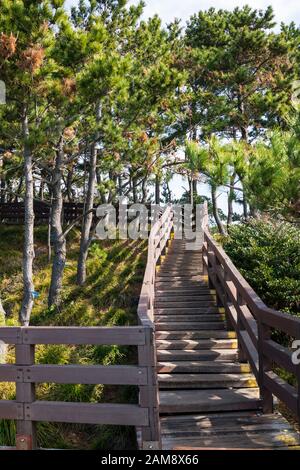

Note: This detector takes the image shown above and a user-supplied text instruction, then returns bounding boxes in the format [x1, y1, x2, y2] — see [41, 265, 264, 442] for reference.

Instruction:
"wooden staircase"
[154, 239, 300, 450]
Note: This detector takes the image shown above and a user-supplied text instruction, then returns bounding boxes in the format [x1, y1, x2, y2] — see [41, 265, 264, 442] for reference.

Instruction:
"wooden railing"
[0, 325, 160, 450]
[136, 205, 174, 448]
[202, 212, 300, 423]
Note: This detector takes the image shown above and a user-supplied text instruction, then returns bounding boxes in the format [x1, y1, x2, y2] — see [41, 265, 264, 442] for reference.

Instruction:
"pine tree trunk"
[242, 183, 249, 220]
[77, 104, 100, 286]
[48, 137, 66, 307]
[141, 177, 147, 203]
[227, 172, 236, 229]
[66, 167, 74, 202]
[211, 185, 225, 236]
[20, 110, 35, 326]
[132, 176, 137, 203]
[155, 175, 160, 205]
[0, 155, 5, 203]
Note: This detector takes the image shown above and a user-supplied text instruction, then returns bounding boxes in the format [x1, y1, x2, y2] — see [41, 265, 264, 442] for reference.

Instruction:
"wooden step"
[155, 307, 221, 315]
[155, 301, 216, 308]
[159, 388, 261, 414]
[159, 268, 203, 273]
[155, 282, 208, 288]
[160, 412, 300, 449]
[161, 263, 203, 268]
[156, 271, 204, 281]
[156, 281, 208, 286]
[156, 289, 212, 296]
[155, 314, 225, 323]
[155, 295, 215, 302]
[155, 322, 227, 331]
[156, 339, 237, 350]
[157, 361, 251, 374]
[156, 331, 237, 340]
[157, 349, 238, 362]
[158, 373, 257, 389]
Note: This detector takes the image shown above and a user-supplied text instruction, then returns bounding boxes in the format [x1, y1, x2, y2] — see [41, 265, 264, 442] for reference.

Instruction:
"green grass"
[0, 225, 147, 449]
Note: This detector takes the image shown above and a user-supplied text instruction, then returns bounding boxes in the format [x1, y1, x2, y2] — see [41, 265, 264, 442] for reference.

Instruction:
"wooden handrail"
[137, 205, 174, 328]
[136, 205, 173, 449]
[202, 206, 300, 424]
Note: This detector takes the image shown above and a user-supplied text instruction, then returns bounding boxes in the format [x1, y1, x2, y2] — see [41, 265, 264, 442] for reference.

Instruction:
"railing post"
[138, 327, 161, 450]
[15, 329, 37, 450]
[236, 292, 247, 362]
[257, 319, 273, 414]
[297, 363, 300, 425]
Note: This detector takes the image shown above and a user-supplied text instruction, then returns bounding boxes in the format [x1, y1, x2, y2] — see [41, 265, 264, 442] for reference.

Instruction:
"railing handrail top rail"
[204, 227, 300, 328]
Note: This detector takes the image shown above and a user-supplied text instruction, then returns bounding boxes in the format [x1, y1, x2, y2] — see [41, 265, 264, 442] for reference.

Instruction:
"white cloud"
[128, 0, 300, 27]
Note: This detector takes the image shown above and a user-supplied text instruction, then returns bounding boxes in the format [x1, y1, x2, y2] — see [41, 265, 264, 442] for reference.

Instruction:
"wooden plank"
[0, 364, 22, 382]
[22, 326, 146, 346]
[155, 314, 225, 323]
[155, 295, 214, 302]
[239, 331, 259, 380]
[157, 361, 251, 374]
[0, 327, 21, 344]
[156, 331, 237, 340]
[162, 429, 300, 450]
[263, 339, 297, 374]
[0, 400, 23, 420]
[264, 371, 298, 416]
[259, 307, 300, 338]
[27, 401, 149, 426]
[157, 349, 237, 362]
[160, 411, 278, 428]
[155, 307, 220, 314]
[155, 322, 226, 331]
[156, 339, 237, 350]
[159, 388, 261, 414]
[24, 365, 148, 385]
[158, 373, 257, 389]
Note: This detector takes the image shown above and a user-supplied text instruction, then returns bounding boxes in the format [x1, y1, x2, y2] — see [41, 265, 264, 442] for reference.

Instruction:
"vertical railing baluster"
[257, 319, 273, 414]
[138, 327, 161, 450]
[15, 329, 36, 450]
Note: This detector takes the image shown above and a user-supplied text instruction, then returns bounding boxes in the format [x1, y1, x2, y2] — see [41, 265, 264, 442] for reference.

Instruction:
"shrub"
[223, 220, 300, 316]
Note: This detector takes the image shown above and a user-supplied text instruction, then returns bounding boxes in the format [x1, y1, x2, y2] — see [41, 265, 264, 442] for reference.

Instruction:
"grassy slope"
[0, 225, 147, 449]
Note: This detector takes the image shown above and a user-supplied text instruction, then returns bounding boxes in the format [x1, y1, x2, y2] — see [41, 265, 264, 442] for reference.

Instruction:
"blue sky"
[65, 1, 299, 211]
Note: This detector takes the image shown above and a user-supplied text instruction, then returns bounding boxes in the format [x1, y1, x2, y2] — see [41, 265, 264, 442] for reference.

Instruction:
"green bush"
[223, 220, 300, 316]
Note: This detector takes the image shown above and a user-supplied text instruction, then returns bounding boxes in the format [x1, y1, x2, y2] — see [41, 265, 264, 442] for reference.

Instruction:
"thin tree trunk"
[0, 155, 5, 203]
[77, 103, 101, 286]
[118, 174, 122, 197]
[66, 166, 75, 202]
[20, 109, 35, 326]
[192, 179, 197, 200]
[155, 175, 160, 205]
[48, 137, 66, 307]
[132, 175, 137, 203]
[242, 183, 248, 220]
[189, 176, 193, 206]
[141, 176, 148, 203]
[211, 185, 225, 236]
[39, 179, 45, 201]
[227, 172, 236, 229]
